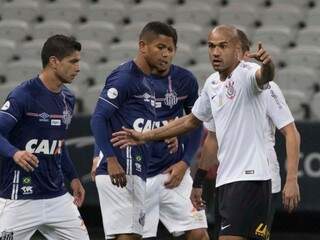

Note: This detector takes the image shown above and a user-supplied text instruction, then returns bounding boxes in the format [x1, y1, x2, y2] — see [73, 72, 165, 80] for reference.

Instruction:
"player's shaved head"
[209, 25, 239, 45]
[139, 21, 177, 48]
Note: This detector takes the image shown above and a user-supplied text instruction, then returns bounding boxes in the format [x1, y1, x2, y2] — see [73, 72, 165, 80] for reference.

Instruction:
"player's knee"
[187, 228, 209, 240]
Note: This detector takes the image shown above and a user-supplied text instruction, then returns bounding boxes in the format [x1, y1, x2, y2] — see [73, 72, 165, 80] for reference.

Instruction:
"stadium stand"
[0, 0, 319, 119]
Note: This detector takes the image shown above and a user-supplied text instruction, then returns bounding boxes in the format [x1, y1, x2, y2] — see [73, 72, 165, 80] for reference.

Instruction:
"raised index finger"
[257, 41, 262, 51]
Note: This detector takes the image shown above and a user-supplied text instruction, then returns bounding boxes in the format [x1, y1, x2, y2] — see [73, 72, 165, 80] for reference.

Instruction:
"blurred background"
[0, 0, 319, 239]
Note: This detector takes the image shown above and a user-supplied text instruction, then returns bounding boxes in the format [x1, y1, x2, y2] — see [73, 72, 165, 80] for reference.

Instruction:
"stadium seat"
[80, 40, 106, 64]
[0, 20, 29, 41]
[82, 85, 104, 114]
[108, 41, 137, 62]
[0, 39, 16, 62]
[43, 1, 82, 23]
[2, 0, 39, 22]
[33, 21, 73, 40]
[7, 60, 42, 83]
[87, 1, 126, 24]
[276, 67, 318, 97]
[120, 22, 147, 42]
[95, 60, 124, 85]
[297, 26, 320, 46]
[261, 4, 303, 28]
[75, 61, 93, 90]
[77, 21, 117, 44]
[130, 2, 170, 23]
[310, 92, 320, 119]
[284, 45, 320, 69]
[218, 3, 257, 27]
[252, 26, 293, 48]
[174, 2, 217, 26]
[174, 23, 204, 46]
[193, 46, 210, 65]
[0, 82, 17, 105]
[185, 0, 221, 6]
[226, 0, 266, 7]
[282, 89, 307, 120]
[257, 44, 282, 66]
[19, 39, 46, 60]
[271, 0, 309, 8]
[306, 6, 320, 27]
[188, 63, 214, 89]
[173, 43, 193, 66]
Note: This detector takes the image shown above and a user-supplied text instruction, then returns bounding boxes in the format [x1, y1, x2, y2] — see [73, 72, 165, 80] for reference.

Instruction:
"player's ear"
[48, 56, 58, 69]
[138, 40, 147, 54]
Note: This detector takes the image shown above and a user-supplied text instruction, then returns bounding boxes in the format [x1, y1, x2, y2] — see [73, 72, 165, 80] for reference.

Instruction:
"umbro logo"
[39, 112, 50, 122]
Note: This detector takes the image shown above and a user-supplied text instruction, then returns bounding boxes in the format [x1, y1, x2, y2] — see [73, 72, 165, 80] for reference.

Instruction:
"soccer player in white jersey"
[191, 29, 301, 239]
[0, 35, 89, 240]
[111, 25, 275, 240]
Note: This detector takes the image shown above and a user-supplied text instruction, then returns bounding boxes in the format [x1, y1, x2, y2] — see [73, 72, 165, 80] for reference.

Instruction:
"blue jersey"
[148, 65, 200, 177]
[0, 77, 75, 200]
[92, 60, 156, 180]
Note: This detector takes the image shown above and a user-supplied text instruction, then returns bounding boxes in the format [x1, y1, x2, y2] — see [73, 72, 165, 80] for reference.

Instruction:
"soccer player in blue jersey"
[91, 22, 209, 239]
[90, 22, 179, 240]
[0, 35, 89, 240]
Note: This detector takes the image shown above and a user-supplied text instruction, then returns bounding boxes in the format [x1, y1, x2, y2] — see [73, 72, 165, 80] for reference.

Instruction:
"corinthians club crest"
[62, 108, 72, 129]
[225, 80, 236, 99]
[164, 90, 178, 108]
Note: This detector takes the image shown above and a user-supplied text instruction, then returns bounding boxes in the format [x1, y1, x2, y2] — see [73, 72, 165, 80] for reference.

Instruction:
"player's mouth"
[212, 59, 222, 67]
[158, 60, 168, 67]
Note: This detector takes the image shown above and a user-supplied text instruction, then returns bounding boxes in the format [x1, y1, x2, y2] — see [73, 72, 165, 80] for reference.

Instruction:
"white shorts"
[95, 175, 145, 239]
[143, 169, 208, 238]
[0, 193, 89, 240]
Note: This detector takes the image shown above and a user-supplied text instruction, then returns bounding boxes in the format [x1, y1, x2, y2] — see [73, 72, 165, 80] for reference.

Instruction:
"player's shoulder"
[106, 60, 142, 84]
[203, 71, 219, 88]
[171, 64, 195, 78]
[8, 77, 38, 100]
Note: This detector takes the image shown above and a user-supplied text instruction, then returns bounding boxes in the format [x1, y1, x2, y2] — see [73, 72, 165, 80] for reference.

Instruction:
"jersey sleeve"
[0, 88, 27, 158]
[204, 119, 216, 132]
[97, 70, 132, 110]
[183, 72, 199, 113]
[191, 82, 213, 122]
[91, 71, 132, 158]
[61, 145, 79, 181]
[243, 62, 267, 95]
[265, 82, 294, 129]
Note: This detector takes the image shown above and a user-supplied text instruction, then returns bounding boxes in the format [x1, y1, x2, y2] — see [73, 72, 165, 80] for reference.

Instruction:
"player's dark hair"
[41, 34, 81, 68]
[139, 21, 177, 47]
[236, 29, 251, 53]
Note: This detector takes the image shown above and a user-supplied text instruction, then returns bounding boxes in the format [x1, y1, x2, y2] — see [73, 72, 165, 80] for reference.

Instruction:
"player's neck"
[39, 71, 63, 93]
[134, 56, 151, 75]
[219, 60, 240, 81]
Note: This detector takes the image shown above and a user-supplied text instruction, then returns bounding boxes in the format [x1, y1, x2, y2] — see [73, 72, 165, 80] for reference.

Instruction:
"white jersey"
[192, 61, 271, 187]
[263, 81, 294, 193]
[204, 80, 294, 192]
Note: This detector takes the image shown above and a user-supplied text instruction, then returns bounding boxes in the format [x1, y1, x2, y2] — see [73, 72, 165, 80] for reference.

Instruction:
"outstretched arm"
[112, 113, 202, 149]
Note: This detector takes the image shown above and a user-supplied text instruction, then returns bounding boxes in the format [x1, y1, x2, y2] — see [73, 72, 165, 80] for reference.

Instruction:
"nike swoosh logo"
[211, 95, 216, 100]
[221, 224, 231, 230]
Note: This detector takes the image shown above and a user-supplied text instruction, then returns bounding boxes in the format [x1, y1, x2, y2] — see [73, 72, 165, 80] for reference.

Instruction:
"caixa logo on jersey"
[25, 139, 63, 155]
